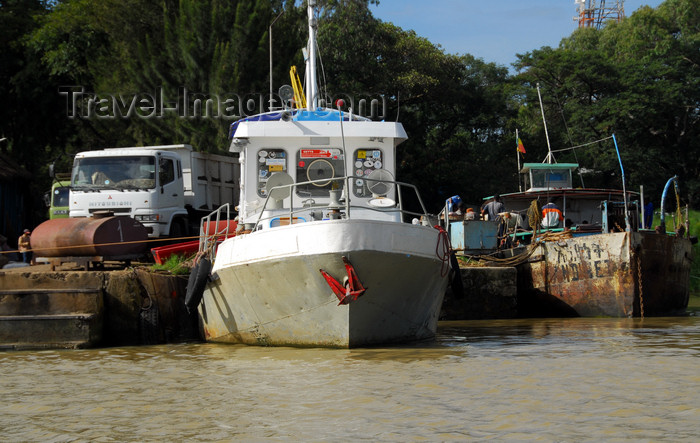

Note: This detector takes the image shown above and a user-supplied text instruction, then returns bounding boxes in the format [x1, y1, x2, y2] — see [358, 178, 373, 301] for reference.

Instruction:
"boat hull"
[199, 220, 449, 347]
[517, 231, 692, 317]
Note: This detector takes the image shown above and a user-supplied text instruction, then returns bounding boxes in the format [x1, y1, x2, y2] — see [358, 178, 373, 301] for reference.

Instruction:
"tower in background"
[574, 0, 626, 29]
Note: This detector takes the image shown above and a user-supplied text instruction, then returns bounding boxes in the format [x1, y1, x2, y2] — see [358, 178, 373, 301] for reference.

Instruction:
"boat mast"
[306, 0, 318, 111]
[537, 83, 555, 164]
[516, 129, 522, 192]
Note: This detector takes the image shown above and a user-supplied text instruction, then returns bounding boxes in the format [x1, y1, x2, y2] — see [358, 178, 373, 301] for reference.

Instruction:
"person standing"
[18, 229, 33, 265]
[481, 194, 505, 221]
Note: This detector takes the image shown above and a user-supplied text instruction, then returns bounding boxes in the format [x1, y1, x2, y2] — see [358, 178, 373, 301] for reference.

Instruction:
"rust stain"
[524, 232, 692, 317]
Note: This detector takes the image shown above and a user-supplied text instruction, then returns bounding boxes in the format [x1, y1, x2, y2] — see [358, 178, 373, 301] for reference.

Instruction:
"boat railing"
[199, 203, 231, 260]
[252, 175, 432, 231]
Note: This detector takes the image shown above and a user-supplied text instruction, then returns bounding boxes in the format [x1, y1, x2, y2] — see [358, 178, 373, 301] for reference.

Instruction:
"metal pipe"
[659, 175, 679, 233]
[611, 134, 630, 232]
[640, 185, 645, 229]
[269, 10, 284, 110]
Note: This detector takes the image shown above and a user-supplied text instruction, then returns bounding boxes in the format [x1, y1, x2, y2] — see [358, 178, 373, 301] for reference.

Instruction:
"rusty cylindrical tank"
[31, 216, 149, 257]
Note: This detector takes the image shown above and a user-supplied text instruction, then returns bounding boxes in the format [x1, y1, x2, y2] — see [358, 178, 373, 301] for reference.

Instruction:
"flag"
[517, 137, 526, 154]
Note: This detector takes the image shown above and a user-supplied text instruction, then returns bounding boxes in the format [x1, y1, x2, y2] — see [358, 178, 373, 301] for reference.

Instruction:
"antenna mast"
[537, 83, 555, 164]
[574, 0, 625, 30]
[306, 0, 318, 111]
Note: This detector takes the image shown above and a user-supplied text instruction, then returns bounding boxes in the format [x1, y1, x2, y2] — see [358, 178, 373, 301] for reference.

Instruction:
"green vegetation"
[688, 210, 700, 296]
[648, 208, 699, 295]
[1, 0, 698, 227]
[150, 253, 193, 276]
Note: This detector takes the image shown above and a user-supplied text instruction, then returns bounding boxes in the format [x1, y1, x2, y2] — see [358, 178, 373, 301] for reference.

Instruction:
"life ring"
[185, 257, 211, 313]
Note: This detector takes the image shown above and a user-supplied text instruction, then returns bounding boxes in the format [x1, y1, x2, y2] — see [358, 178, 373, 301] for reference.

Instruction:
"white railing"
[199, 203, 231, 260]
[251, 175, 432, 231]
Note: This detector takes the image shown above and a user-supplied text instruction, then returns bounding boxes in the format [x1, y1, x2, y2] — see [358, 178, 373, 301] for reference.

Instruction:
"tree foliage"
[514, 0, 699, 206]
[0, 0, 698, 230]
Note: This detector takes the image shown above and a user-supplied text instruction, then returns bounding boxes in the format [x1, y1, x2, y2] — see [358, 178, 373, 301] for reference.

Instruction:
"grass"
[651, 208, 699, 296]
[150, 253, 193, 276]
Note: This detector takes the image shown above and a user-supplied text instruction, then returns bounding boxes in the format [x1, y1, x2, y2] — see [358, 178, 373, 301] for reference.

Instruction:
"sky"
[370, 0, 665, 70]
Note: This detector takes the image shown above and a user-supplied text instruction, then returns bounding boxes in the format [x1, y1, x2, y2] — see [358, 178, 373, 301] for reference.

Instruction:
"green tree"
[514, 0, 700, 206]
[0, 0, 72, 225]
[30, 0, 304, 153]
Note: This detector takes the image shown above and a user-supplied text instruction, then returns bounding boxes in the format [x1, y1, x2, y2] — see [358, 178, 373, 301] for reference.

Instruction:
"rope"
[434, 225, 451, 277]
[0, 234, 203, 256]
[675, 185, 683, 231]
[459, 229, 573, 268]
[527, 200, 542, 232]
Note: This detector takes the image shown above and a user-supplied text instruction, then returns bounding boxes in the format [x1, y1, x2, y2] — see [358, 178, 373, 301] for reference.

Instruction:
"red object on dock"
[151, 241, 200, 265]
[150, 220, 237, 264]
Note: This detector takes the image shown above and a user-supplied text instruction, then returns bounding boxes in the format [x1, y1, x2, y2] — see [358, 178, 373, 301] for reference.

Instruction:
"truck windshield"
[72, 156, 156, 190]
[52, 186, 69, 206]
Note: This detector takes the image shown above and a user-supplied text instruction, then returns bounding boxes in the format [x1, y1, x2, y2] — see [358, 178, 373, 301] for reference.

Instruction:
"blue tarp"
[229, 108, 353, 138]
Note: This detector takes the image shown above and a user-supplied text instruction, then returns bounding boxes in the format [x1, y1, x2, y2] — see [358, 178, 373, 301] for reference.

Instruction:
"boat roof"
[494, 188, 636, 201]
[520, 162, 579, 173]
[229, 108, 372, 138]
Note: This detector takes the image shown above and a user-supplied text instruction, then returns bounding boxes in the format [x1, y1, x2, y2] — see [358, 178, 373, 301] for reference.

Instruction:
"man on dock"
[18, 229, 34, 265]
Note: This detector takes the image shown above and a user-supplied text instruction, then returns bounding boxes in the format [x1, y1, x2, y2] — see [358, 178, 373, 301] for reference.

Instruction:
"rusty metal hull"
[199, 220, 449, 347]
[518, 232, 692, 317]
[31, 216, 148, 258]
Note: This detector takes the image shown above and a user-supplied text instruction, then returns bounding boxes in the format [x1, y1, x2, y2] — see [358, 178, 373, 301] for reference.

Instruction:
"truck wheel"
[169, 219, 185, 240]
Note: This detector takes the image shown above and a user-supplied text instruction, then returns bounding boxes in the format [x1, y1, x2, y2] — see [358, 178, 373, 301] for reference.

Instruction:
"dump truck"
[68, 144, 238, 238]
[44, 173, 71, 219]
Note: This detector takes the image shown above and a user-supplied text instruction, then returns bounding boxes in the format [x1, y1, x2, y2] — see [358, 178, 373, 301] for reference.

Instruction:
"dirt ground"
[1, 259, 150, 273]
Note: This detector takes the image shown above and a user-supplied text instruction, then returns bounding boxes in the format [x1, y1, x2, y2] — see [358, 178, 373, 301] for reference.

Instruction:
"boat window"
[295, 148, 345, 197]
[351, 149, 384, 198]
[531, 169, 571, 189]
[257, 149, 288, 197]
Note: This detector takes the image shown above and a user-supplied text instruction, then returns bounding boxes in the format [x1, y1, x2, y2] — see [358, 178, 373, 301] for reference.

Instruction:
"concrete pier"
[441, 266, 518, 320]
[1, 261, 520, 350]
[0, 265, 199, 350]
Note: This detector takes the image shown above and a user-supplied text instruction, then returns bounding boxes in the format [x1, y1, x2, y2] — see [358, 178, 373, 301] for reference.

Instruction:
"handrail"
[199, 203, 231, 261]
[252, 175, 431, 231]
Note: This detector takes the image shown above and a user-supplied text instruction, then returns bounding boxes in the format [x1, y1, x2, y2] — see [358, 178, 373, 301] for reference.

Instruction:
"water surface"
[1, 315, 699, 441]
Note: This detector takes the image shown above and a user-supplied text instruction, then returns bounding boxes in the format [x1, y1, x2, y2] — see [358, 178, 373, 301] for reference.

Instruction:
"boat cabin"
[491, 162, 641, 244]
[228, 109, 418, 230]
[521, 163, 577, 192]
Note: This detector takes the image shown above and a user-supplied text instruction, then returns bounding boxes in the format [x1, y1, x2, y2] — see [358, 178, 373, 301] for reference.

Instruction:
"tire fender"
[185, 258, 211, 313]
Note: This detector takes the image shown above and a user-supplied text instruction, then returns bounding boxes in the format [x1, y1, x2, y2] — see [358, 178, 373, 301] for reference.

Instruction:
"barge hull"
[518, 231, 692, 317]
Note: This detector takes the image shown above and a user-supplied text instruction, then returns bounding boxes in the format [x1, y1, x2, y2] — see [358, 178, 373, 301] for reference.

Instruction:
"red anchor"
[319, 256, 367, 305]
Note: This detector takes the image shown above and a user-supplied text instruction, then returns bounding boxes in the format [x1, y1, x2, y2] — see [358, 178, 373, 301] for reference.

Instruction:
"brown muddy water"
[1, 313, 699, 441]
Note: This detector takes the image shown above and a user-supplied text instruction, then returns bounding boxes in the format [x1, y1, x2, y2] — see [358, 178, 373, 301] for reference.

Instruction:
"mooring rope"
[0, 234, 203, 256]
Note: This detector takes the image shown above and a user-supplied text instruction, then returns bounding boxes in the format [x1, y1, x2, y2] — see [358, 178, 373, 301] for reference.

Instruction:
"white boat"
[191, 2, 450, 347]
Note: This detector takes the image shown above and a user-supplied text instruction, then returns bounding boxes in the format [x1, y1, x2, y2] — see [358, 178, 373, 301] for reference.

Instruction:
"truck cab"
[69, 144, 238, 239]
[69, 146, 186, 238]
[45, 174, 71, 219]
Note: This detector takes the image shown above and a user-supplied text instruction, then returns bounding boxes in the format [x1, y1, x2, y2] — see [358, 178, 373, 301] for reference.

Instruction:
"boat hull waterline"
[199, 220, 449, 347]
[518, 231, 692, 317]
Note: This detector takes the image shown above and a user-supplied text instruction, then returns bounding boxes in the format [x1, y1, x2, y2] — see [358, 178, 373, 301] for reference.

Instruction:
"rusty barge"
[477, 134, 694, 318]
[517, 229, 692, 317]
